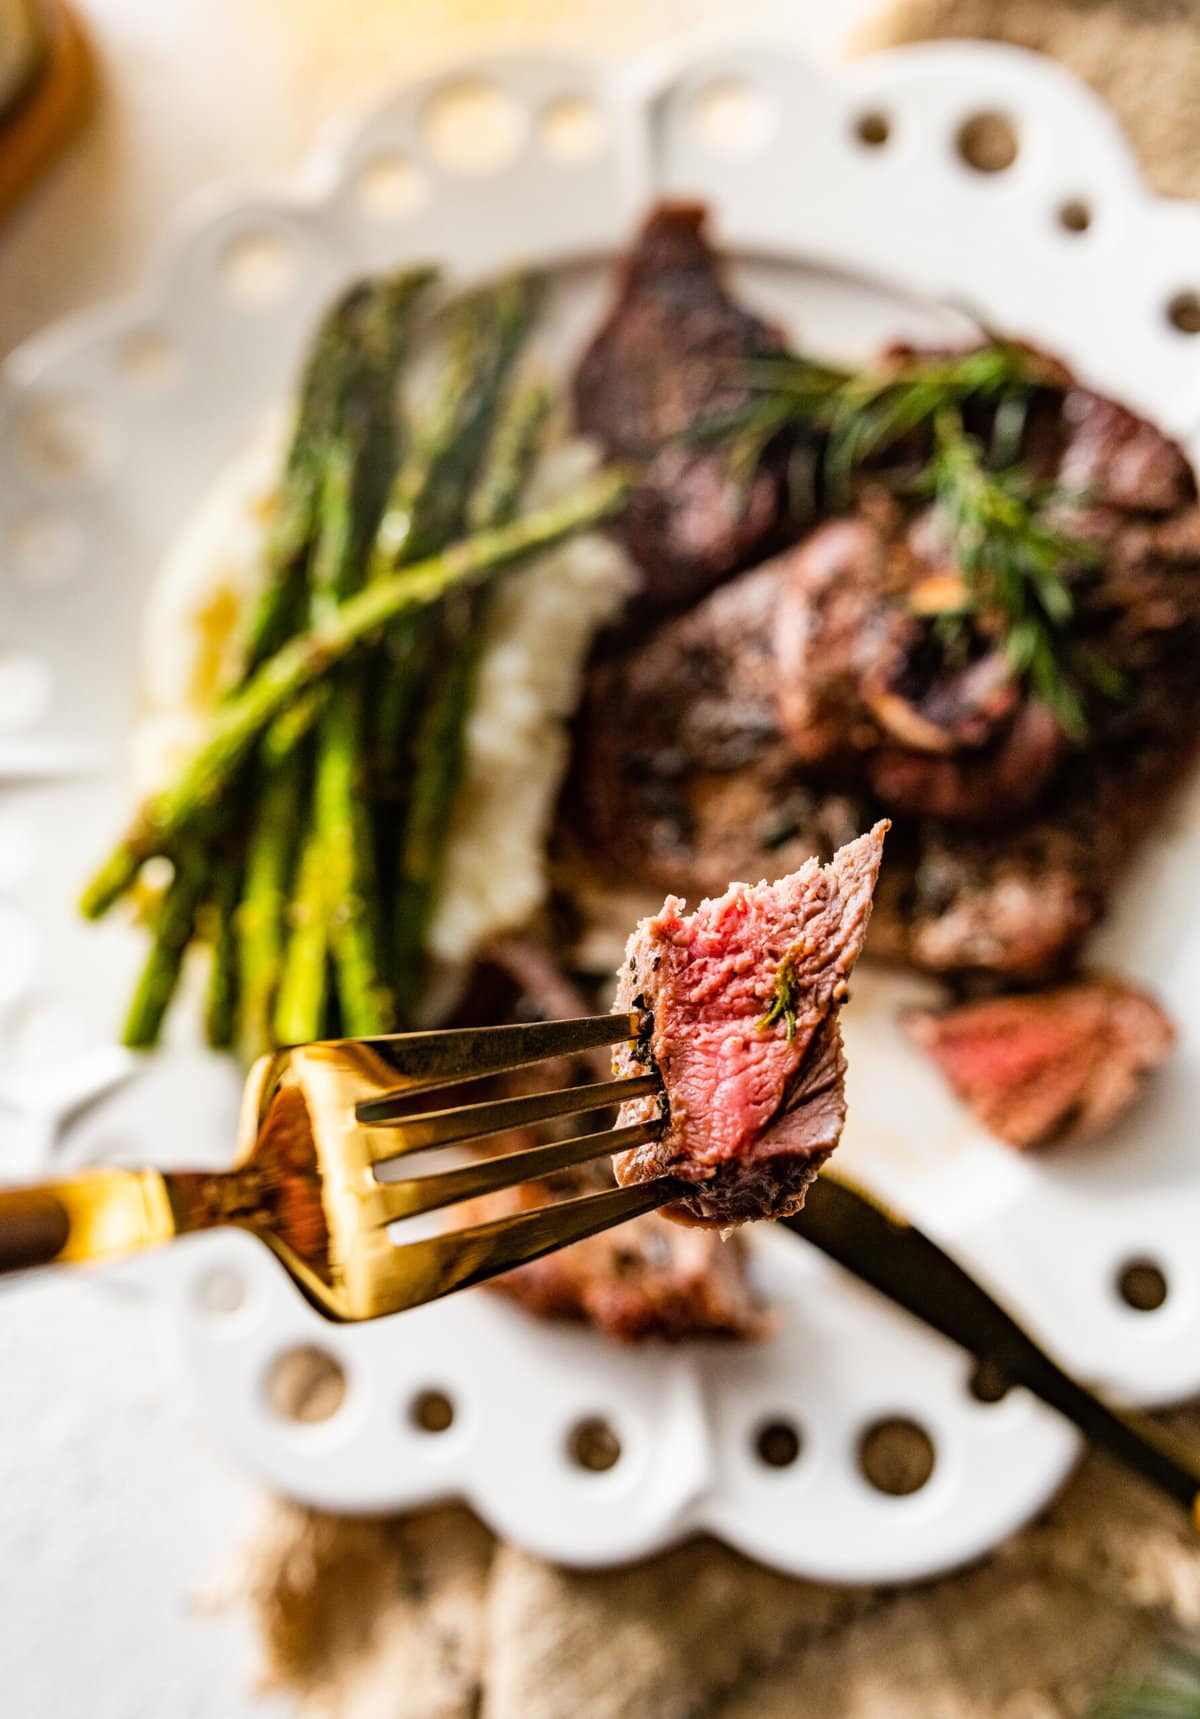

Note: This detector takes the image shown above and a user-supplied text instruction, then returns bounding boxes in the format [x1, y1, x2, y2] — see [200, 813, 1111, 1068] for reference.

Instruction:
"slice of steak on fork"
[611, 825, 887, 1226]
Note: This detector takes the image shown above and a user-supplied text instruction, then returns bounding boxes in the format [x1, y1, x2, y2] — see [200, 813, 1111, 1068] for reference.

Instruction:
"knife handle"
[790, 1176, 1200, 1526]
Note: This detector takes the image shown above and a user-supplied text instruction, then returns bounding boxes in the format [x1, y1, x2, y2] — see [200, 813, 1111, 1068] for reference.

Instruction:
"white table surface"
[0, 4, 876, 1714]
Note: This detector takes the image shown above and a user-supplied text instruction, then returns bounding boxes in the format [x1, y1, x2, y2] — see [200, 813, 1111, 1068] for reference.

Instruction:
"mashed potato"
[139, 419, 636, 994]
[135, 413, 288, 797]
[427, 441, 636, 964]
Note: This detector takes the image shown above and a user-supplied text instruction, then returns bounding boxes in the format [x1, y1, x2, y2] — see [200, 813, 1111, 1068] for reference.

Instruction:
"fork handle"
[0, 1170, 180, 1279]
[0, 1188, 71, 1274]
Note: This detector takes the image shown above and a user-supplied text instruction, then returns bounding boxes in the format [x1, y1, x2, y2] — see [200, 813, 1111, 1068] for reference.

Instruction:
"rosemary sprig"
[924, 407, 1103, 739]
[703, 339, 1045, 502]
[696, 338, 1116, 735]
[759, 951, 804, 1042]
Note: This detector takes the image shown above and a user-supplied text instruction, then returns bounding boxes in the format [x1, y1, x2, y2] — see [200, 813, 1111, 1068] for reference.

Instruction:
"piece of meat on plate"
[487, 1177, 768, 1340]
[907, 978, 1175, 1149]
[469, 940, 768, 1340]
[573, 201, 786, 610]
[611, 825, 887, 1227]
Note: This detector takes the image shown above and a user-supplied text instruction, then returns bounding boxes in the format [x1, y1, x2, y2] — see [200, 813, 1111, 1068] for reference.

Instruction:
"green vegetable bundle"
[81, 268, 627, 1055]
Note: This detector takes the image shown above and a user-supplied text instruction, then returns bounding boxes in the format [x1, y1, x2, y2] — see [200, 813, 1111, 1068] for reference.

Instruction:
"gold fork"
[5, 1009, 1200, 1529]
[0, 1013, 676, 1319]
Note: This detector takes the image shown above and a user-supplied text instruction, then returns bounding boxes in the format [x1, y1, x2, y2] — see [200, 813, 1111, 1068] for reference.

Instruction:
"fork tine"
[372, 1121, 660, 1223]
[334, 1013, 639, 1098]
[379, 1177, 685, 1310]
[358, 1071, 660, 1142]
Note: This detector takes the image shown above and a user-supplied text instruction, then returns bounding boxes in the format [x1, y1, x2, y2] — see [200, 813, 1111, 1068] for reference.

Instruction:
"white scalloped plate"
[2, 43, 1200, 1584]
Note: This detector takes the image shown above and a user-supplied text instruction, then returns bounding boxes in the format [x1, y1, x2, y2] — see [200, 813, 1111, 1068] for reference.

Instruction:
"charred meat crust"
[573, 202, 788, 611]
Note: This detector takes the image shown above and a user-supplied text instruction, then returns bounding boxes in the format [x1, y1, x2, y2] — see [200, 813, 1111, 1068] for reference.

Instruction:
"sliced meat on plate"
[907, 977, 1175, 1149]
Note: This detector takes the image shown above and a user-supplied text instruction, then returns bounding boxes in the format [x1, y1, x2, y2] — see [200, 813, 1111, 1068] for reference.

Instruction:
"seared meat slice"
[907, 978, 1175, 1148]
[487, 1180, 768, 1339]
[610, 826, 886, 1226]
[573, 202, 785, 609]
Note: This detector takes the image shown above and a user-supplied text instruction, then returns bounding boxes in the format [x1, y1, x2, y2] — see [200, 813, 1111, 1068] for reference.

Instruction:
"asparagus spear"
[466, 381, 552, 533]
[122, 854, 205, 1048]
[236, 754, 304, 1060]
[295, 271, 440, 1040]
[367, 278, 539, 803]
[392, 380, 553, 1005]
[236, 291, 363, 674]
[239, 270, 436, 674]
[273, 821, 331, 1047]
[262, 685, 326, 766]
[204, 861, 241, 1050]
[315, 685, 395, 1035]
[372, 275, 537, 572]
[80, 469, 631, 920]
[260, 261, 438, 1027]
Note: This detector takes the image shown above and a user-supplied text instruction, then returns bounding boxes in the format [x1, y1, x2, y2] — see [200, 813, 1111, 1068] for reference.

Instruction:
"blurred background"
[0, 0, 870, 354]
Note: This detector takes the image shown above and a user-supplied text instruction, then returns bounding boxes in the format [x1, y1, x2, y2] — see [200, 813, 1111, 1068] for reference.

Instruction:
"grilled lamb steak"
[610, 826, 886, 1226]
[907, 978, 1175, 1148]
[573, 202, 786, 610]
[569, 388, 1200, 979]
[486, 1178, 768, 1339]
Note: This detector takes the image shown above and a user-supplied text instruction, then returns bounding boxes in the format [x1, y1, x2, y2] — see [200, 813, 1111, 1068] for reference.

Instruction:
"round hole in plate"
[1167, 292, 1200, 335]
[1057, 198, 1092, 235]
[956, 111, 1019, 174]
[16, 393, 112, 481]
[195, 1264, 247, 1315]
[754, 1418, 802, 1469]
[265, 1345, 346, 1424]
[858, 1417, 936, 1497]
[118, 329, 181, 387]
[854, 109, 891, 148]
[967, 1358, 1011, 1404]
[410, 1388, 455, 1433]
[423, 78, 526, 176]
[354, 152, 430, 220]
[0, 652, 52, 732]
[4, 512, 82, 586]
[540, 95, 606, 162]
[567, 1416, 621, 1473]
[1116, 1257, 1168, 1312]
[219, 229, 298, 307]
[690, 76, 779, 159]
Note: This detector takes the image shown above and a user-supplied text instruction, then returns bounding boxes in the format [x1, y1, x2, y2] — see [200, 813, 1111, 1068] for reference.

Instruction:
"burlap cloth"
[226, 7, 1200, 1713]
